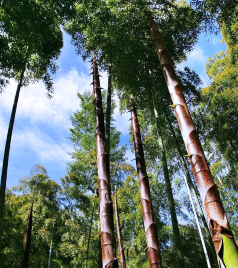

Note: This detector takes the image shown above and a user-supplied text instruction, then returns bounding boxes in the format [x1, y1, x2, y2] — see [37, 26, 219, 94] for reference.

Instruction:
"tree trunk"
[0, 66, 25, 239]
[130, 94, 163, 268]
[146, 9, 238, 267]
[115, 186, 126, 268]
[21, 201, 33, 268]
[163, 109, 218, 267]
[151, 96, 184, 268]
[105, 66, 112, 160]
[92, 58, 118, 268]
[85, 193, 96, 268]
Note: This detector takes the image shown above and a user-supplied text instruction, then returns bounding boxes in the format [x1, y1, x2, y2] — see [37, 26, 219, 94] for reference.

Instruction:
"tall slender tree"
[21, 201, 33, 268]
[163, 107, 218, 266]
[146, 8, 238, 267]
[115, 186, 126, 268]
[105, 65, 113, 160]
[92, 58, 118, 268]
[0, 65, 25, 236]
[130, 94, 162, 268]
[0, 0, 64, 239]
[64, 87, 130, 266]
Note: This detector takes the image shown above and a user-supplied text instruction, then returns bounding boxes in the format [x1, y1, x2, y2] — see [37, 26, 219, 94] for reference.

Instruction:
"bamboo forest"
[1, 0, 238, 267]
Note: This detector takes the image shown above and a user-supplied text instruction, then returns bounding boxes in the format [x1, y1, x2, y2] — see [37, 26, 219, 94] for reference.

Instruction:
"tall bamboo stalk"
[163, 109, 218, 266]
[92, 58, 118, 268]
[0, 66, 26, 239]
[115, 186, 126, 268]
[105, 65, 112, 160]
[130, 94, 162, 268]
[146, 9, 238, 266]
[21, 201, 33, 268]
[150, 93, 184, 268]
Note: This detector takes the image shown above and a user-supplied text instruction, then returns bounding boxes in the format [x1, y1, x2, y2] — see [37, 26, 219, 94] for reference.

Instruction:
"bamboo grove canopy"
[0, 0, 238, 267]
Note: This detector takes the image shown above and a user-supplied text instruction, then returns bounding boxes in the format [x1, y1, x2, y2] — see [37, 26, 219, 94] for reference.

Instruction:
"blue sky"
[0, 29, 226, 189]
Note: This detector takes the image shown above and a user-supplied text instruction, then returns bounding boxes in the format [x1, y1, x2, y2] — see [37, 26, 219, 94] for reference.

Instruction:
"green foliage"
[2, 0, 238, 266]
[0, 0, 65, 95]
[58, 89, 133, 266]
[191, 3, 238, 264]
[194, 7, 238, 240]
[0, 165, 63, 267]
[67, 90, 130, 192]
[65, 0, 202, 112]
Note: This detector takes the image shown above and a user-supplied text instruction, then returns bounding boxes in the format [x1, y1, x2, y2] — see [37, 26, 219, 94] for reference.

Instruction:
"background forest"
[0, 0, 237, 267]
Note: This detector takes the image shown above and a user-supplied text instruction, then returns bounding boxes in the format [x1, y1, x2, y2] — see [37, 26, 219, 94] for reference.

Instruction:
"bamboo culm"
[164, 109, 218, 267]
[0, 66, 26, 240]
[105, 66, 112, 160]
[115, 186, 126, 268]
[21, 201, 33, 268]
[130, 95, 163, 268]
[146, 9, 238, 266]
[92, 58, 118, 268]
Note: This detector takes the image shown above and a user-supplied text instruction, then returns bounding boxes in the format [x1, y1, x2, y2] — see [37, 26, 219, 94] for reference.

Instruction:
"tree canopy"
[0, 0, 238, 267]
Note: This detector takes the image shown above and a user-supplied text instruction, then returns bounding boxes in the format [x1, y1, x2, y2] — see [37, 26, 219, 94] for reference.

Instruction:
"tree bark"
[105, 66, 112, 160]
[115, 186, 126, 268]
[21, 201, 33, 268]
[92, 58, 118, 268]
[130, 95, 163, 268]
[146, 9, 238, 266]
[151, 96, 184, 268]
[0, 66, 25, 239]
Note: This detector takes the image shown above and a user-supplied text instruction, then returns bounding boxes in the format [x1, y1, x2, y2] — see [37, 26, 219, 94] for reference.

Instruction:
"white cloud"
[0, 115, 7, 151]
[189, 48, 207, 62]
[0, 69, 93, 130]
[179, 48, 207, 69]
[0, 68, 94, 182]
[12, 126, 72, 167]
[0, 67, 129, 179]
[211, 36, 222, 46]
